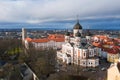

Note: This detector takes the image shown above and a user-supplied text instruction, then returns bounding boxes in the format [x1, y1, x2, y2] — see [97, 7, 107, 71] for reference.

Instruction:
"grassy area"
[7, 47, 22, 55]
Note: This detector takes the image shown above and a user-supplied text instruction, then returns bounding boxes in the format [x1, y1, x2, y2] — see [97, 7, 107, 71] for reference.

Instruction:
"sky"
[0, 0, 120, 23]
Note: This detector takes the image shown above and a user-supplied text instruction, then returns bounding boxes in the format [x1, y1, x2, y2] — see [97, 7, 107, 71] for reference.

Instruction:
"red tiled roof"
[103, 48, 119, 54]
[92, 42, 102, 47]
[93, 35, 120, 54]
[25, 34, 65, 43]
[48, 34, 64, 39]
[31, 38, 49, 43]
[25, 38, 32, 42]
[52, 38, 65, 42]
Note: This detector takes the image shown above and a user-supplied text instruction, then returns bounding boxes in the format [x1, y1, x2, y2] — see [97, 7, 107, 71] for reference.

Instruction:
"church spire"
[73, 15, 82, 29]
[76, 15, 79, 23]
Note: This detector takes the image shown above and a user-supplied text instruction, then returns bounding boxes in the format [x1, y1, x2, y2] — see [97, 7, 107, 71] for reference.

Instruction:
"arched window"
[84, 52, 86, 57]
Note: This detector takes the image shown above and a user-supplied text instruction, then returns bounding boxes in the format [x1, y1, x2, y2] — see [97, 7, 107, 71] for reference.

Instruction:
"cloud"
[0, 0, 120, 23]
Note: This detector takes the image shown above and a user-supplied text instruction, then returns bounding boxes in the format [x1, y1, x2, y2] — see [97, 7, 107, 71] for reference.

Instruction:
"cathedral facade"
[57, 20, 99, 67]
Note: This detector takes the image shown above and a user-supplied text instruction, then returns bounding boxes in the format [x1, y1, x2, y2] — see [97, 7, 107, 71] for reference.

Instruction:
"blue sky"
[0, 0, 120, 23]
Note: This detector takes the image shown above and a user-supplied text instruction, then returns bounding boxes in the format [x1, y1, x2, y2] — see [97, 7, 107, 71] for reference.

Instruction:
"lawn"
[7, 47, 22, 55]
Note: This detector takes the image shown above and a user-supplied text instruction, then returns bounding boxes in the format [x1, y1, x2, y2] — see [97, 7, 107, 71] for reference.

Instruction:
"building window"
[83, 62, 86, 65]
[95, 62, 98, 65]
[90, 51, 92, 56]
[84, 52, 86, 57]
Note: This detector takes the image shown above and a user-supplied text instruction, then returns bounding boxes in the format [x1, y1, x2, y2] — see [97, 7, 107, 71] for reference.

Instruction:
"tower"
[22, 28, 27, 42]
[86, 30, 92, 44]
[75, 31, 81, 46]
[73, 19, 82, 37]
[65, 31, 70, 43]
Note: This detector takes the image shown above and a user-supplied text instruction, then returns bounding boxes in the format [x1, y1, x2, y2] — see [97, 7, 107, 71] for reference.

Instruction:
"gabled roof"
[108, 62, 120, 76]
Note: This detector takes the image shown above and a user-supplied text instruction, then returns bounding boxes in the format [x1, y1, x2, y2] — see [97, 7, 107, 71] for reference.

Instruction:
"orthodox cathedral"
[57, 20, 99, 67]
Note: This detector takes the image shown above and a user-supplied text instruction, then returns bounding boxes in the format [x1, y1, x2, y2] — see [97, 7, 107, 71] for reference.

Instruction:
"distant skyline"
[0, 0, 120, 23]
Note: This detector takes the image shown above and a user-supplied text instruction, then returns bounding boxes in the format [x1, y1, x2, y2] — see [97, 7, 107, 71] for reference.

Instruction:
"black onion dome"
[75, 31, 81, 37]
[73, 21, 82, 29]
[86, 30, 92, 36]
[65, 31, 70, 36]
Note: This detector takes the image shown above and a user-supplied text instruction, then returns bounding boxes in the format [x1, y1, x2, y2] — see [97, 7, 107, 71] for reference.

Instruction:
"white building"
[107, 61, 120, 80]
[57, 20, 99, 67]
[24, 34, 65, 49]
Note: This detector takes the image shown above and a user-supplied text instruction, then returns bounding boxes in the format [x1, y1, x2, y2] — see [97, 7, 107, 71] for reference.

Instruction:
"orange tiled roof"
[31, 38, 49, 43]
[48, 34, 64, 39]
[51, 38, 65, 42]
[25, 38, 32, 42]
[25, 34, 65, 43]
[92, 42, 102, 47]
[93, 35, 120, 54]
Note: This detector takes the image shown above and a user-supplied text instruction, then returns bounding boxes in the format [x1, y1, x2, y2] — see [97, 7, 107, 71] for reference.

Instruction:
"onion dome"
[73, 21, 82, 29]
[75, 31, 81, 37]
[65, 31, 70, 36]
[86, 30, 92, 36]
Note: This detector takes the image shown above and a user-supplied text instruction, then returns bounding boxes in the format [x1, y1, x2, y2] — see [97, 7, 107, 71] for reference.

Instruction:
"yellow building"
[107, 53, 119, 63]
[107, 62, 120, 80]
